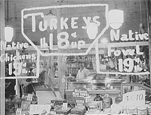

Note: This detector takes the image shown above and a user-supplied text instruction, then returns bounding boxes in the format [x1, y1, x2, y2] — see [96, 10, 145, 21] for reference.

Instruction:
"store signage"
[108, 45, 143, 56]
[6, 52, 36, 75]
[0, 40, 40, 79]
[1, 52, 40, 79]
[0, 52, 36, 62]
[72, 87, 90, 105]
[110, 29, 148, 42]
[0, 41, 33, 76]
[108, 45, 144, 73]
[21, 4, 109, 56]
[95, 36, 149, 75]
[0, 41, 29, 50]
[123, 90, 145, 107]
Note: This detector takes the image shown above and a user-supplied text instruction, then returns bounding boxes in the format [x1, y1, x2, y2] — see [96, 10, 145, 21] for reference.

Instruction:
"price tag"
[123, 90, 145, 106]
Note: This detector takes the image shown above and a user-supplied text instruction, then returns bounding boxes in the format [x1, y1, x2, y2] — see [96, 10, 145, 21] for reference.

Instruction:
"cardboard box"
[56, 108, 71, 115]
[70, 106, 86, 115]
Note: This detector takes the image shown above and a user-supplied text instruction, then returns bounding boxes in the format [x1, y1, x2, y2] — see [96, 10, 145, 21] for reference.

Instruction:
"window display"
[2, 0, 151, 115]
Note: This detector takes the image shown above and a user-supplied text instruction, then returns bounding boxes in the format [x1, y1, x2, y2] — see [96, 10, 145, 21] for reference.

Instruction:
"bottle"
[115, 93, 122, 104]
[94, 94, 103, 111]
[94, 94, 103, 101]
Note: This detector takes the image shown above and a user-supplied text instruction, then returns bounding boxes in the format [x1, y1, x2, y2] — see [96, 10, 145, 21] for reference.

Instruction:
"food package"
[56, 108, 71, 115]
[87, 101, 102, 110]
[85, 109, 100, 115]
[70, 106, 86, 115]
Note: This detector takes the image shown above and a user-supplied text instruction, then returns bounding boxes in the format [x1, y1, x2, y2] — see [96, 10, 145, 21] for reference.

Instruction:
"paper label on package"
[72, 86, 90, 105]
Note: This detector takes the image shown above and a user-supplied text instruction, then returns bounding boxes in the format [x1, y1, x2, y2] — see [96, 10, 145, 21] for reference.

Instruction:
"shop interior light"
[87, 22, 98, 39]
[101, 37, 109, 43]
[44, 11, 57, 29]
[44, 14, 57, 23]
[108, 9, 124, 29]
[5, 26, 14, 42]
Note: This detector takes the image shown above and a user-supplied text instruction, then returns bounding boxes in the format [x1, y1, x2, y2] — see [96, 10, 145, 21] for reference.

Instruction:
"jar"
[115, 95, 122, 104]
[94, 94, 103, 101]
[147, 104, 151, 115]
[94, 94, 103, 111]
[137, 106, 147, 115]
[103, 96, 113, 109]
[127, 106, 137, 115]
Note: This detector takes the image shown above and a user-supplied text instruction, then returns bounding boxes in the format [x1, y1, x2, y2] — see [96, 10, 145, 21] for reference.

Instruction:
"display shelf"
[121, 83, 151, 96]
[66, 55, 96, 76]
[65, 89, 120, 104]
[65, 89, 120, 95]
[66, 52, 119, 77]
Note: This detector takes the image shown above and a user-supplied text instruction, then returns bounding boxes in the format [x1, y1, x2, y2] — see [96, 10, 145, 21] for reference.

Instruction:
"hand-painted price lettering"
[118, 58, 143, 72]
[8, 62, 27, 76]
[108, 45, 145, 73]
[41, 32, 85, 50]
[57, 32, 70, 49]
[123, 90, 145, 106]
[136, 94, 143, 101]
[124, 93, 144, 102]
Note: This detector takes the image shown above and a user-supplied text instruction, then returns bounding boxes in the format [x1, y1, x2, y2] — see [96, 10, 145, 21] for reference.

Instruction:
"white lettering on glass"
[110, 29, 149, 42]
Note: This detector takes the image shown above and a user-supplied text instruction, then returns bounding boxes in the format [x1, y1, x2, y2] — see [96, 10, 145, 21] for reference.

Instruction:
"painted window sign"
[108, 45, 146, 73]
[21, 4, 109, 56]
[0, 40, 40, 79]
[2, 51, 40, 79]
[0, 52, 36, 63]
[95, 43, 149, 75]
[110, 29, 148, 42]
[0, 41, 29, 51]
[7, 52, 36, 76]
[94, 27, 149, 75]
